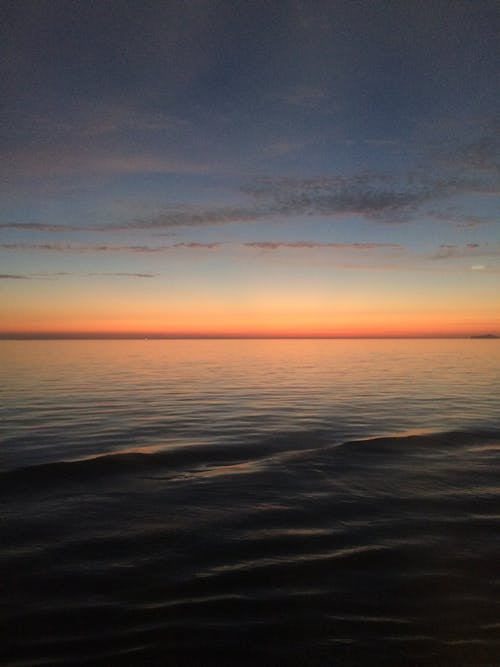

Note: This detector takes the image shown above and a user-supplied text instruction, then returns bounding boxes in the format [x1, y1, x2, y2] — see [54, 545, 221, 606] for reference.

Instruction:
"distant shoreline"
[470, 334, 499, 339]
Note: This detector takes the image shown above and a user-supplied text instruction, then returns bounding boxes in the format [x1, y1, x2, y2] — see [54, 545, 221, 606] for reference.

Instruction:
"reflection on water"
[1, 340, 499, 666]
[1, 339, 499, 469]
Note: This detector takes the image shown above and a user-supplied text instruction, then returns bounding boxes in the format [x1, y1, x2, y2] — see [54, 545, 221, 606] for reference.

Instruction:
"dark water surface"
[1, 340, 500, 665]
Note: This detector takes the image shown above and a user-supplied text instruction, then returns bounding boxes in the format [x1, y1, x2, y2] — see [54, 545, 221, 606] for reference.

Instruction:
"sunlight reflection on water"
[1, 339, 499, 469]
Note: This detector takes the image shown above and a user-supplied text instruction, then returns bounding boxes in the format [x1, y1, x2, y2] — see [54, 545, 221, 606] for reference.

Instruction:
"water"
[1, 339, 500, 666]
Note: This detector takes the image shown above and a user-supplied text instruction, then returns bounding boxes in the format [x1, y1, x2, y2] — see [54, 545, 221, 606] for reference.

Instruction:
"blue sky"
[1, 0, 499, 335]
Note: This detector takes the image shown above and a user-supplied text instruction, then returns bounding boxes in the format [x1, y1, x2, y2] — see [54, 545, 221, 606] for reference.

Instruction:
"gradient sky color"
[1, 0, 499, 337]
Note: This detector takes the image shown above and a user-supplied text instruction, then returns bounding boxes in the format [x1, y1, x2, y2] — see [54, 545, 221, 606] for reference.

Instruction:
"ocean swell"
[2, 429, 500, 665]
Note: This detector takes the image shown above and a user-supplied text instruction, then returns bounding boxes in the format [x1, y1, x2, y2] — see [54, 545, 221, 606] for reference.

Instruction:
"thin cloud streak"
[171, 242, 221, 249]
[1, 240, 402, 254]
[0, 242, 221, 253]
[0, 222, 77, 232]
[0, 273, 30, 279]
[243, 241, 402, 250]
[87, 272, 158, 278]
[0, 243, 160, 253]
[126, 206, 266, 231]
[433, 121, 500, 178]
[430, 242, 500, 260]
[242, 172, 478, 221]
[112, 170, 483, 231]
[0, 271, 158, 279]
[3, 239, 499, 268]
[2, 149, 497, 234]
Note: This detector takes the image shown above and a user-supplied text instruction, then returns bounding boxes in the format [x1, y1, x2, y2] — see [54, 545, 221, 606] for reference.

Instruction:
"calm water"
[1, 339, 500, 665]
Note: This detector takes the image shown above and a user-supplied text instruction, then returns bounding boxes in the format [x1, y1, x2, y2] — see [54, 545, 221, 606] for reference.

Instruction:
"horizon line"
[1, 333, 497, 341]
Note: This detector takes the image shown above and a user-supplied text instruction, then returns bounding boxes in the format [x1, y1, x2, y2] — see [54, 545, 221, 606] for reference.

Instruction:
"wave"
[2, 428, 499, 493]
[2, 428, 500, 666]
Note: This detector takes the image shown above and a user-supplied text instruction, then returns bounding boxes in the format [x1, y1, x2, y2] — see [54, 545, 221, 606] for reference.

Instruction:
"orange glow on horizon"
[2, 305, 499, 338]
[3, 317, 499, 339]
[2, 278, 499, 339]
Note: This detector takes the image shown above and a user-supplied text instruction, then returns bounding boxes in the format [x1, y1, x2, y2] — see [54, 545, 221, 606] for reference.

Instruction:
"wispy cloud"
[1, 169, 482, 236]
[123, 207, 263, 230]
[431, 119, 500, 193]
[0, 271, 158, 279]
[170, 242, 221, 250]
[241, 172, 472, 222]
[1, 240, 402, 253]
[0, 222, 76, 232]
[4, 237, 498, 265]
[443, 124, 499, 175]
[427, 210, 497, 228]
[0, 273, 30, 279]
[243, 241, 402, 250]
[3, 120, 497, 232]
[0, 243, 156, 253]
[5, 242, 499, 274]
[430, 242, 500, 260]
[0, 242, 221, 253]
[104, 170, 475, 232]
[87, 272, 158, 278]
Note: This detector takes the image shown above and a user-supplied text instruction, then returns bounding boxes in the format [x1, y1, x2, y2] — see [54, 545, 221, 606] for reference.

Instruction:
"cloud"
[0, 242, 221, 254]
[427, 210, 497, 228]
[171, 242, 221, 249]
[106, 170, 475, 232]
[0, 243, 159, 253]
[0, 222, 76, 232]
[430, 242, 500, 260]
[449, 125, 499, 176]
[431, 120, 500, 193]
[4, 118, 496, 232]
[0, 271, 157, 279]
[86, 272, 157, 278]
[241, 173, 471, 223]
[0, 240, 403, 257]
[456, 218, 495, 229]
[7, 239, 498, 274]
[2, 164, 485, 238]
[123, 206, 265, 230]
[0, 273, 30, 279]
[243, 241, 402, 250]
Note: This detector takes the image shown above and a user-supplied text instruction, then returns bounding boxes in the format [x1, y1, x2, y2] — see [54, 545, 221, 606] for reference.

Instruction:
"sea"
[1, 339, 499, 666]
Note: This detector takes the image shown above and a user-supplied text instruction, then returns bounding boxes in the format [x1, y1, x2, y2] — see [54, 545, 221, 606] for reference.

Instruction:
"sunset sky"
[1, 0, 499, 337]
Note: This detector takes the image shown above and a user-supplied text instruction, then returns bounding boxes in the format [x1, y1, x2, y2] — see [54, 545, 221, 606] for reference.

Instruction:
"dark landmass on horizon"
[470, 334, 499, 339]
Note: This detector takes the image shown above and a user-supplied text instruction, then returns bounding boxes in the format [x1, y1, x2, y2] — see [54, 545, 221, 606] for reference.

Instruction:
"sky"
[1, 0, 499, 337]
